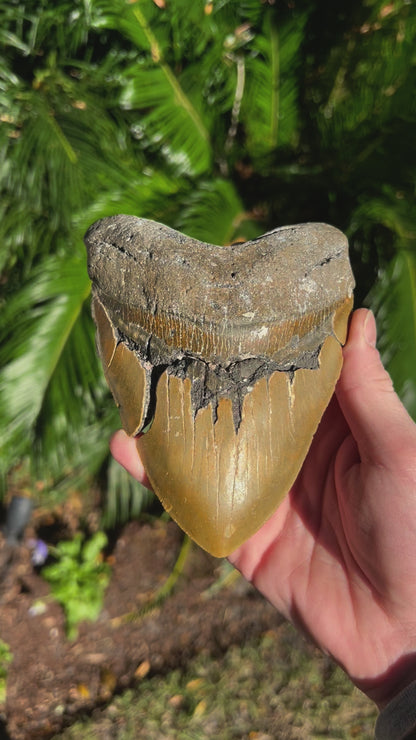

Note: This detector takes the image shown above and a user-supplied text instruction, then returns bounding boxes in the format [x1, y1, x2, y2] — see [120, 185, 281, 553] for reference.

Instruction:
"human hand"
[110, 309, 416, 708]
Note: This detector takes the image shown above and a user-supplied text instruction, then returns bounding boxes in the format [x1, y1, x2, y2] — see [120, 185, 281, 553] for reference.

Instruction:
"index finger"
[110, 429, 152, 489]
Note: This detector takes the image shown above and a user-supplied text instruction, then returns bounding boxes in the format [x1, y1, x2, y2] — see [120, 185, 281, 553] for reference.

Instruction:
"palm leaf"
[0, 252, 93, 471]
[240, 12, 308, 157]
[1, 0, 415, 519]
[96, 0, 212, 176]
[0, 0, 92, 58]
[352, 192, 416, 419]
[78, 170, 186, 231]
[176, 179, 249, 245]
[370, 249, 416, 420]
[0, 28, 150, 278]
[314, 0, 416, 145]
[0, 247, 124, 500]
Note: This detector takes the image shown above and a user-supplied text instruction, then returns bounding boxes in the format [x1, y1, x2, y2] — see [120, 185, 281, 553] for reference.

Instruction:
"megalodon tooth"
[85, 215, 354, 556]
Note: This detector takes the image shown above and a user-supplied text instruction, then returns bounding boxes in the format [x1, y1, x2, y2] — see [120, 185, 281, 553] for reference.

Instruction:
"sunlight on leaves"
[0, 0, 415, 516]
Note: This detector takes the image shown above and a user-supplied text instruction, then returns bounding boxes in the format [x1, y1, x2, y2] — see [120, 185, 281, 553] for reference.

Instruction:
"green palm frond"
[1, 0, 415, 518]
[0, 251, 95, 474]
[370, 249, 416, 420]
[121, 65, 211, 176]
[96, 0, 212, 176]
[241, 12, 308, 157]
[176, 179, 252, 246]
[78, 170, 186, 232]
[313, 1, 416, 145]
[0, 0, 92, 59]
[351, 191, 416, 418]
[0, 17, 150, 278]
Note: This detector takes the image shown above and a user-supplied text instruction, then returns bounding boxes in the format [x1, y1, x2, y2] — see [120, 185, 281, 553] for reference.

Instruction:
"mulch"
[0, 519, 280, 739]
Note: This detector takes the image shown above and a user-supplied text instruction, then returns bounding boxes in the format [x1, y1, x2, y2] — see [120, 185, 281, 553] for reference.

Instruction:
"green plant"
[0, 0, 415, 518]
[0, 639, 13, 705]
[42, 531, 110, 639]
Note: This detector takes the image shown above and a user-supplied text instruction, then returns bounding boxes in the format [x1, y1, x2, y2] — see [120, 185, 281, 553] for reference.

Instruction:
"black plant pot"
[4, 496, 33, 544]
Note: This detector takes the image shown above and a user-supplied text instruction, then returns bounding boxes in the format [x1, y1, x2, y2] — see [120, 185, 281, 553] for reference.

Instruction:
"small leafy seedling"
[42, 531, 110, 640]
[0, 639, 13, 704]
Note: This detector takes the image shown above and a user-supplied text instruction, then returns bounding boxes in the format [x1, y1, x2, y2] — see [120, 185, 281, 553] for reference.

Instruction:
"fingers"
[110, 429, 152, 488]
[228, 499, 291, 577]
[335, 309, 416, 467]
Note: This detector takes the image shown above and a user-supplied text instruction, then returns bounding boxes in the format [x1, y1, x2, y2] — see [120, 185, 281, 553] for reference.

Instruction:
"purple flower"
[29, 539, 49, 566]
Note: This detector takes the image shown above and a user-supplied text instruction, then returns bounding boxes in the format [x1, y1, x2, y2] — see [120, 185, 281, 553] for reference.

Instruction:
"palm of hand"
[230, 311, 416, 707]
[111, 309, 416, 707]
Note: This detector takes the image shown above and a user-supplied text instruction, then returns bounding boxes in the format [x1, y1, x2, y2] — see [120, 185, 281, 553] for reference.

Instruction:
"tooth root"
[93, 296, 151, 436]
[86, 216, 355, 366]
[136, 335, 342, 557]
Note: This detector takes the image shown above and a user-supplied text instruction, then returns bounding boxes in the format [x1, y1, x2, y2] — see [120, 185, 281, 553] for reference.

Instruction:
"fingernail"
[363, 310, 377, 347]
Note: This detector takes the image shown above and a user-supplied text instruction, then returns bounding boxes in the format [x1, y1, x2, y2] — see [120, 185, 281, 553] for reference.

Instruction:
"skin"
[110, 309, 416, 709]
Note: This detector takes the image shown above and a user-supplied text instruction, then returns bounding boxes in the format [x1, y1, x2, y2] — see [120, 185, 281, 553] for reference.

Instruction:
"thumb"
[335, 308, 416, 467]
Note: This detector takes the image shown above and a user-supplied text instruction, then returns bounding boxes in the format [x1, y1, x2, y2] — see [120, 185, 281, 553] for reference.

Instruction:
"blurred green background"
[1, 0, 415, 523]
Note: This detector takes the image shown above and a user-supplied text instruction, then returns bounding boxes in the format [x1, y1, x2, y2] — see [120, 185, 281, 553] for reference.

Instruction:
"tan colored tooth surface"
[85, 216, 355, 556]
[137, 334, 343, 556]
[93, 297, 151, 436]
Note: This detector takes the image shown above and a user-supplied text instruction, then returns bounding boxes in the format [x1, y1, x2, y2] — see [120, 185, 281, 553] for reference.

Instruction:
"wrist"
[355, 653, 416, 710]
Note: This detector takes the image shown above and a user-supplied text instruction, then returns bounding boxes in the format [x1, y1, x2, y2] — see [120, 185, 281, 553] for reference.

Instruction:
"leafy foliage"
[42, 531, 111, 639]
[1, 0, 415, 522]
[374, 249, 416, 419]
[0, 639, 13, 705]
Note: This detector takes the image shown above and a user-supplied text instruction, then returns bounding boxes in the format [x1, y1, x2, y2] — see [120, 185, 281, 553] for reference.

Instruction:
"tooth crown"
[85, 215, 354, 556]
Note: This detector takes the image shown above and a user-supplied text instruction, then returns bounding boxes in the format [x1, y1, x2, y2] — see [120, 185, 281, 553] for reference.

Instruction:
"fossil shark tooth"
[85, 215, 354, 556]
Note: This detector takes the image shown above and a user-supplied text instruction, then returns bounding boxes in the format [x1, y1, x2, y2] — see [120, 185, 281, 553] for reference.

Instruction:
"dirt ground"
[0, 517, 289, 740]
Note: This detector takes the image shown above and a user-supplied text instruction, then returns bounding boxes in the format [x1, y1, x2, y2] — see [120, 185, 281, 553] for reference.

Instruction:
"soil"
[0, 517, 282, 740]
